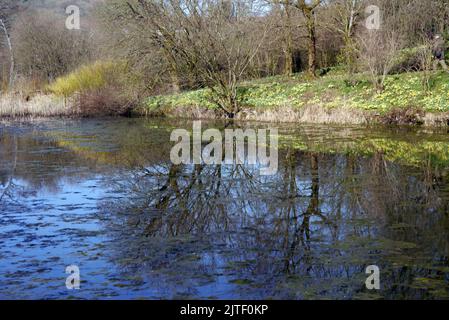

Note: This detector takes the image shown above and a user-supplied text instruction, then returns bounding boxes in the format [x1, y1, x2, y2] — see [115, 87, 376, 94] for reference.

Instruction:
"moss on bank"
[143, 70, 449, 125]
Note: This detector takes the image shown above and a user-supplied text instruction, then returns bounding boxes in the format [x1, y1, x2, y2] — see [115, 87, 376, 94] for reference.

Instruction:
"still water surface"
[0, 118, 448, 299]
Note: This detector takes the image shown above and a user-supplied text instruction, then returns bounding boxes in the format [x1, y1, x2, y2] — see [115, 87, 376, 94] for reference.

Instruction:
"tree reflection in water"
[103, 137, 449, 299]
[1, 119, 448, 299]
[0, 134, 18, 203]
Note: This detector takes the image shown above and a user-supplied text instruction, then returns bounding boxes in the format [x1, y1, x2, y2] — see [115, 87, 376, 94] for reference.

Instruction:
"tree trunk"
[283, 1, 294, 76]
[305, 10, 317, 78]
[0, 18, 15, 89]
[344, 0, 358, 75]
[294, 1, 320, 78]
[167, 55, 180, 93]
[171, 73, 180, 93]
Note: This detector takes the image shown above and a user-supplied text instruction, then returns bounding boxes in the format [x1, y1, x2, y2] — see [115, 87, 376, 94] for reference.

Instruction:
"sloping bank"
[139, 71, 449, 126]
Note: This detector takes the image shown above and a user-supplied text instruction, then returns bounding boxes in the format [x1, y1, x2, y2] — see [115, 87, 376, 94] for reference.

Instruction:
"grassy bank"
[143, 69, 449, 126]
[2, 68, 449, 126]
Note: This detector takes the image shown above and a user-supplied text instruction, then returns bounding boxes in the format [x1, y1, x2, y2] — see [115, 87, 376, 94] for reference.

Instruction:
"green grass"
[145, 69, 449, 114]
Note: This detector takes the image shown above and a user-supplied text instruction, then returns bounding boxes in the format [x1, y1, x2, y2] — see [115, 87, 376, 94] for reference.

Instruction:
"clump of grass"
[47, 61, 125, 97]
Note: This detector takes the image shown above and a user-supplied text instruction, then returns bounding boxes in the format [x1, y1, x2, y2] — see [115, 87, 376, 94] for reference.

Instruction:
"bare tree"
[272, 0, 296, 76]
[416, 35, 435, 91]
[0, 19, 14, 88]
[0, 0, 24, 89]
[12, 9, 93, 82]
[358, 28, 404, 92]
[327, 0, 364, 75]
[105, 0, 270, 117]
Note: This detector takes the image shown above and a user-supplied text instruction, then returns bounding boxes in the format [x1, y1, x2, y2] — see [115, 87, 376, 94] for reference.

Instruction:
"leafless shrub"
[12, 9, 93, 83]
[77, 87, 134, 117]
[416, 36, 435, 91]
[357, 28, 404, 92]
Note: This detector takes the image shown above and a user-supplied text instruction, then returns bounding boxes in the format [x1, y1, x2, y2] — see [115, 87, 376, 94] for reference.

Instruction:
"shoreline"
[139, 104, 449, 127]
[1, 102, 448, 127]
[3, 71, 449, 127]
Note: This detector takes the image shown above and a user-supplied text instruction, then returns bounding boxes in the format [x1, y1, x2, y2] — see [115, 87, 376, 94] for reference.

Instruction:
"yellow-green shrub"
[47, 61, 125, 97]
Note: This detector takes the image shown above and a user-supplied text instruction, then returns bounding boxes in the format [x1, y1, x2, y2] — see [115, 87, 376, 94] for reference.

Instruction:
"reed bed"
[0, 93, 76, 118]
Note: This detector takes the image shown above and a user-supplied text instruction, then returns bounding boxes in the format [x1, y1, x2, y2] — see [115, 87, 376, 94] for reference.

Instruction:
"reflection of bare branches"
[137, 161, 262, 237]
[103, 141, 449, 299]
[0, 136, 17, 202]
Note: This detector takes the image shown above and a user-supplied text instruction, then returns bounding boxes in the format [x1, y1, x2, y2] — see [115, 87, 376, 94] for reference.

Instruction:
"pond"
[0, 118, 448, 299]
